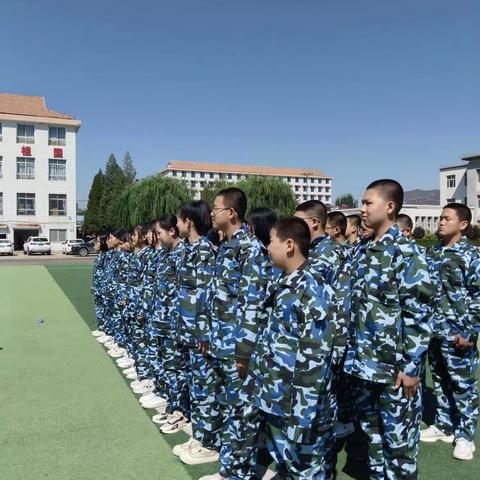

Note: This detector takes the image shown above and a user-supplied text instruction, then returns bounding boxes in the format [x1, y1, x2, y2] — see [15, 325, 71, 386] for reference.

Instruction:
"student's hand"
[395, 372, 420, 400]
[236, 358, 249, 379]
[453, 335, 475, 350]
[198, 341, 210, 356]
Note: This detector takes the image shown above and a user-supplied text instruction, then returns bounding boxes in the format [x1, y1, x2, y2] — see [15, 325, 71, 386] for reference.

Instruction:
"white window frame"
[49, 194, 67, 216]
[50, 229, 67, 242]
[446, 175, 456, 188]
[17, 193, 35, 215]
[48, 126, 66, 146]
[17, 124, 35, 144]
[17, 157, 35, 179]
[48, 159, 67, 181]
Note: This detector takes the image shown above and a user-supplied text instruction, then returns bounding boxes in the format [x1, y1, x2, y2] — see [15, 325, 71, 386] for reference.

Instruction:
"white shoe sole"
[453, 442, 476, 460]
[161, 421, 190, 434]
[179, 451, 219, 465]
[420, 435, 454, 443]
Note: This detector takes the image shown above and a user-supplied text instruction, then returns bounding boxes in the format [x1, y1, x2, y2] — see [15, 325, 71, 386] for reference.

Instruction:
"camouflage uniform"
[104, 250, 126, 345]
[173, 235, 220, 448]
[91, 250, 108, 331]
[206, 226, 271, 479]
[426, 238, 480, 442]
[243, 263, 336, 479]
[155, 240, 188, 413]
[344, 224, 434, 480]
[307, 236, 351, 479]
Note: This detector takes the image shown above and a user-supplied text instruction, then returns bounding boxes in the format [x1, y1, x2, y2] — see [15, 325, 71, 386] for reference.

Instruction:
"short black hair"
[133, 224, 150, 238]
[110, 229, 127, 243]
[347, 214, 362, 228]
[273, 217, 311, 258]
[155, 214, 179, 237]
[444, 203, 472, 226]
[217, 187, 247, 221]
[295, 200, 327, 229]
[367, 179, 404, 216]
[248, 207, 278, 246]
[327, 211, 347, 236]
[397, 213, 413, 230]
[178, 200, 212, 236]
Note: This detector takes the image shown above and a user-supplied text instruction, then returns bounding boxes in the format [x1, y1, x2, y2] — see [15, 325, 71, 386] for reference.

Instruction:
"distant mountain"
[404, 189, 440, 205]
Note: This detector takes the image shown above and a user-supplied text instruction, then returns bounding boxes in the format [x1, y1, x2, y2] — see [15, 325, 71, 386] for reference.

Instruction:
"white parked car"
[62, 239, 85, 254]
[0, 239, 14, 256]
[23, 237, 51, 255]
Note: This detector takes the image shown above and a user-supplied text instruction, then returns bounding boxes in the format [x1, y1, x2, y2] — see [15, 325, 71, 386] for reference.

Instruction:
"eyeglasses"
[212, 207, 230, 215]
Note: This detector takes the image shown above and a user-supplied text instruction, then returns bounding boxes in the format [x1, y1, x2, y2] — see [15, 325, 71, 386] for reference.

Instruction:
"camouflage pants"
[94, 297, 106, 331]
[129, 317, 150, 378]
[264, 411, 329, 480]
[110, 306, 127, 347]
[162, 338, 190, 416]
[353, 376, 422, 480]
[187, 348, 222, 450]
[428, 337, 479, 442]
[211, 357, 260, 480]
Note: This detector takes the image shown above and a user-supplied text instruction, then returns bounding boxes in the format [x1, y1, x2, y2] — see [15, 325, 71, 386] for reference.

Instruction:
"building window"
[48, 127, 66, 146]
[0, 192, 2, 215]
[17, 157, 35, 179]
[209, 173, 214, 179]
[17, 193, 35, 215]
[17, 124, 35, 144]
[50, 229, 67, 242]
[478, 196, 480, 209]
[182, 171, 186, 177]
[190, 180, 196, 188]
[200, 172, 205, 179]
[49, 194, 67, 216]
[464, 197, 467, 205]
[48, 159, 66, 181]
[0, 123, 2, 141]
[0, 156, 2, 178]
[200, 181, 205, 188]
[172, 170, 177, 177]
[447, 198, 455, 203]
[446, 175, 456, 188]
[227, 173, 232, 179]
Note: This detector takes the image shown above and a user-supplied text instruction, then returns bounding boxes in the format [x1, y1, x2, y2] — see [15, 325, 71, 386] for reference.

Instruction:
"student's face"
[293, 211, 318, 237]
[131, 229, 140, 247]
[325, 222, 338, 239]
[157, 227, 175, 249]
[94, 237, 101, 253]
[268, 228, 289, 271]
[437, 208, 468, 239]
[211, 196, 232, 231]
[398, 223, 412, 239]
[107, 234, 119, 249]
[361, 188, 395, 231]
[146, 229, 153, 246]
[176, 216, 189, 238]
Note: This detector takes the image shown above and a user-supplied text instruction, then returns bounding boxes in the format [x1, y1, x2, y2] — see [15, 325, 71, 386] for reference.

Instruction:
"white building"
[337, 204, 443, 233]
[0, 93, 81, 250]
[159, 160, 333, 205]
[440, 153, 480, 222]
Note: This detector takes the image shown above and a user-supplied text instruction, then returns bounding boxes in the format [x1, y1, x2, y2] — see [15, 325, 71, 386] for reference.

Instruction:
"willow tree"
[200, 179, 232, 207]
[115, 175, 193, 229]
[237, 176, 296, 218]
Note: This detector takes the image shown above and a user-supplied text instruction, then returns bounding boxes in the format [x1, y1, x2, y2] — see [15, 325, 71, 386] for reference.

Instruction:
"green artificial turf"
[1, 263, 478, 480]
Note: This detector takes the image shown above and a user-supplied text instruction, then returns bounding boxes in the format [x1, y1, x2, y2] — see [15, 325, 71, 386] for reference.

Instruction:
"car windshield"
[0, 240, 10, 244]
[33, 238, 49, 242]
[71, 240, 84, 244]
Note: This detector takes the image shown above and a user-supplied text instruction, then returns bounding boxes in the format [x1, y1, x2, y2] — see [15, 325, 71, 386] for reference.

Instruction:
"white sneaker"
[126, 371, 138, 380]
[117, 357, 135, 369]
[172, 438, 200, 456]
[108, 348, 127, 358]
[198, 474, 225, 480]
[123, 367, 136, 375]
[92, 330, 104, 337]
[160, 411, 190, 434]
[142, 395, 168, 409]
[104, 340, 117, 349]
[130, 379, 143, 389]
[180, 444, 220, 465]
[97, 334, 113, 344]
[139, 392, 158, 403]
[152, 412, 170, 425]
[132, 380, 155, 394]
[453, 438, 476, 460]
[420, 426, 454, 443]
[335, 421, 355, 439]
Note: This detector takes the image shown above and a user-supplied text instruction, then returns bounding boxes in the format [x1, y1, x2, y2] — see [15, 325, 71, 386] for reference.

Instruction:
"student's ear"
[460, 221, 470, 233]
[286, 238, 295, 254]
[311, 217, 319, 231]
[386, 200, 396, 217]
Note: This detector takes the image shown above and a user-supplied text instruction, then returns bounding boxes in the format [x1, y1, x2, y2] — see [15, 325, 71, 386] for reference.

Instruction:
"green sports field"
[0, 264, 478, 479]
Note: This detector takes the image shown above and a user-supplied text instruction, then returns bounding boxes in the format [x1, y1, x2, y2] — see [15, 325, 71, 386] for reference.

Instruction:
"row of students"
[90, 181, 479, 480]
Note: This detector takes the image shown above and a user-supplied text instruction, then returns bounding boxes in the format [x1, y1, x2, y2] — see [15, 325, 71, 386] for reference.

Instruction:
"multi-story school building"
[0, 93, 81, 250]
[159, 160, 333, 205]
[440, 153, 480, 223]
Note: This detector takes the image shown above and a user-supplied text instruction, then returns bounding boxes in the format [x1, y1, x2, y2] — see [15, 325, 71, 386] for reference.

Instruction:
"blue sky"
[1, 0, 479, 205]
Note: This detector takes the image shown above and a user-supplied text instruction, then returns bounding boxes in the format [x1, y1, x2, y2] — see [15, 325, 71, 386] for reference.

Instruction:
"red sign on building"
[53, 148, 63, 158]
[21, 145, 32, 156]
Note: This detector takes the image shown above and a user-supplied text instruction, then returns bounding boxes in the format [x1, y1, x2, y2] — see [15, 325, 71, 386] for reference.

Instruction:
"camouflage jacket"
[244, 263, 336, 443]
[135, 246, 159, 319]
[206, 225, 271, 360]
[344, 224, 434, 384]
[91, 251, 108, 299]
[152, 240, 187, 336]
[426, 238, 480, 341]
[174, 236, 216, 346]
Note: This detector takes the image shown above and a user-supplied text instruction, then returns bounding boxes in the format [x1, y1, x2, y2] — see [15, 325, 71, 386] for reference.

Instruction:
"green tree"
[123, 151, 137, 184]
[116, 175, 193, 230]
[100, 154, 126, 229]
[84, 169, 105, 234]
[200, 179, 232, 207]
[335, 193, 358, 208]
[237, 176, 296, 218]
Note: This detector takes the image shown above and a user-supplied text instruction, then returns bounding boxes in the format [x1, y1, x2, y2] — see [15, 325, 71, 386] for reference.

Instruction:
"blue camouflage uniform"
[206, 225, 271, 479]
[173, 235, 219, 448]
[344, 224, 434, 480]
[426, 237, 480, 442]
[91, 250, 108, 332]
[243, 262, 336, 479]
